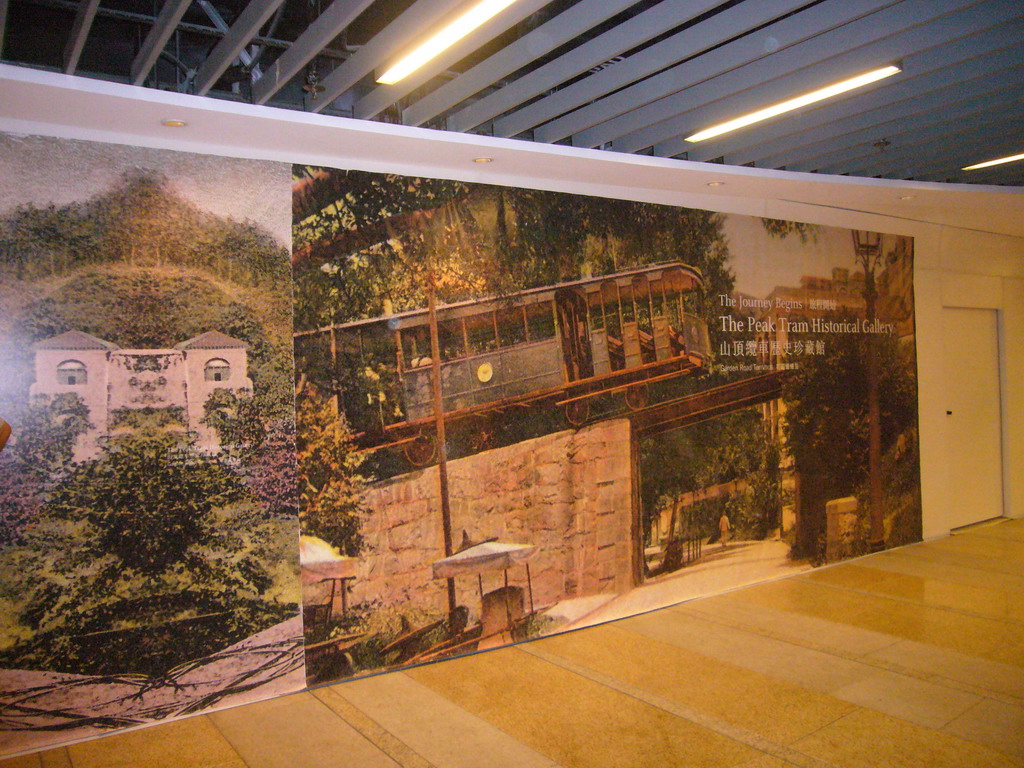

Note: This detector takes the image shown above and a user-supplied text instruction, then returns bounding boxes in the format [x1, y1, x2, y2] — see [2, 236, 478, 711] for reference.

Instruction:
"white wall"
[2, 64, 1022, 540]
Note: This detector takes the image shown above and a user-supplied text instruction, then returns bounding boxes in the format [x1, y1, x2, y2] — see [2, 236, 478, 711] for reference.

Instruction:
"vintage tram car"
[296, 262, 710, 461]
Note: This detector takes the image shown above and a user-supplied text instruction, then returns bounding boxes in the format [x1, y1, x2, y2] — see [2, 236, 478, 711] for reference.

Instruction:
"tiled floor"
[4, 518, 1022, 768]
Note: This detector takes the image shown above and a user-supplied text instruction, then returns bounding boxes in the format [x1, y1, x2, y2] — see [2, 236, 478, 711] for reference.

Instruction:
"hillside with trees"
[0, 169, 299, 677]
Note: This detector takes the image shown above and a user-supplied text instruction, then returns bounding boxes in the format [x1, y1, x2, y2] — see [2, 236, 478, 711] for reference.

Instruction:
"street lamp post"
[852, 230, 885, 552]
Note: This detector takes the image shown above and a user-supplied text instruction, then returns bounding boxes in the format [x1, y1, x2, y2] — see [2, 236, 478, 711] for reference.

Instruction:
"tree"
[295, 385, 368, 555]
[782, 319, 917, 556]
[3, 431, 291, 675]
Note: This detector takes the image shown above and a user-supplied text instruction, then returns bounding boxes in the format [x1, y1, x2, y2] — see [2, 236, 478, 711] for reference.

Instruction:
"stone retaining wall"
[349, 419, 634, 620]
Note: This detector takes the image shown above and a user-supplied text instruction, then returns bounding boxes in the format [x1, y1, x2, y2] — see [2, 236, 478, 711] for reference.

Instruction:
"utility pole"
[426, 269, 457, 615]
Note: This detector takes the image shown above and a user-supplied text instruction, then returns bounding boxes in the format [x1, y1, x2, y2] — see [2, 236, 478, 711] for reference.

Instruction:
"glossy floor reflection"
[4, 519, 1022, 768]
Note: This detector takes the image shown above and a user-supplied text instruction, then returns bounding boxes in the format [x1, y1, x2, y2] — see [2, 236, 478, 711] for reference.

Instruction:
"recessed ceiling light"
[473, 157, 493, 163]
[706, 181, 725, 187]
[686, 64, 902, 143]
[377, 0, 523, 85]
[161, 119, 188, 128]
[962, 151, 1024, 171]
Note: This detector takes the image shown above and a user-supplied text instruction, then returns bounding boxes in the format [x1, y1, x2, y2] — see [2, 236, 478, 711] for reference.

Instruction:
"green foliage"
[8, 393, 91, 476]
[782, 319, 917, 496]
[296, 386, 368, 555]
[0, 170, 290, 286]
[640, 408, 782, 544]
[1, 432, 293, 674]
[760, 218, 820, 243]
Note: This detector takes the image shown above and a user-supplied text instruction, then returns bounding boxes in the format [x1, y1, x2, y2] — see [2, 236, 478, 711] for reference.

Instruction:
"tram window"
[601, 283, 621, 337]
[497, 307, 528, 347]
[633, 277, 652, 332]
[401, 326, 432, 368]
[621, 287, 636, 323]
[650, 279, 666, 317]
[439, 319, 466, 361]
[588, 294, 605, 330]
[525, 302, 556, 341]
[466, 313, 498, 355]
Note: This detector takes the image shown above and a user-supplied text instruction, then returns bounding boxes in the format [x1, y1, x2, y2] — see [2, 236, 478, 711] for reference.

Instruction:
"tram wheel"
[624, 384, 650, 411]
[565, 398, 590, 427]
[403, 433, 437, 467]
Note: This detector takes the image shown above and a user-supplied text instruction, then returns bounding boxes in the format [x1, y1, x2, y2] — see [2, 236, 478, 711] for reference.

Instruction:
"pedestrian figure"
[719, 512, 731, 549]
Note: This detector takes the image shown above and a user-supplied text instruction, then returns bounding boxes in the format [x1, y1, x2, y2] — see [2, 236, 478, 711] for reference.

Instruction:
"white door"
[942, 307, 1004, 529]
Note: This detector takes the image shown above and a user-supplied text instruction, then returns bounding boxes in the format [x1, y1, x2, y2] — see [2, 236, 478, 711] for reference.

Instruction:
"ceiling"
[1, 0, 1022, 186]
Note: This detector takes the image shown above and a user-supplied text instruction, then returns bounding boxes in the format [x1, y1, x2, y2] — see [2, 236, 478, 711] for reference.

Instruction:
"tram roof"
[308, 261, 702, 336]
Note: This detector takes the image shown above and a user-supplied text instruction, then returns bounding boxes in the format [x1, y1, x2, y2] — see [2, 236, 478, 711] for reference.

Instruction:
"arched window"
[57, 360, 87, 386]
[204, 358, 231, 382]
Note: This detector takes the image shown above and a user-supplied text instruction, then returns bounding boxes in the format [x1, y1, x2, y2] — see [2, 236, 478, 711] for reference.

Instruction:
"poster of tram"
[0, 134, 303, 754]
[292, 167, 920, 686]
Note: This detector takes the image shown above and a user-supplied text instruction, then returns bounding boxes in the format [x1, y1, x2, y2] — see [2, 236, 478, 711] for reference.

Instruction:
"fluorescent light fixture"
[686, 64, 901, 143]
[962, 151, 1024, 171]
[377, 0, 521, 85]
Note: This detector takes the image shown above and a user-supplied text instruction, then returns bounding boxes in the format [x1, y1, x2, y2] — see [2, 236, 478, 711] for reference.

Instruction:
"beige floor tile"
[38, 750, 71, 768]
[67, 716, 242, 768]
[943, 698, 1024, 760]
[806, 563, 1021, 623]
[866, 639, 1024, 701]
[730, 577, 1024, 665]
[674, 593, 899, 657]
[533, 623, 853, 745]
[209, 691, 400, 768]
[857, 550, 1024, 598]
[311, 686, 435, 768]
[794, 708, 1017, 768]
[731, 754, 802, 768]
[622, 608, 980, 729]
[319, 671, 557, 768]
[956, 520, 1024, 543]
[938, 535, 1024, 560]
[406, 645, 759, 768]
[0, 755, 40, 768]
[624, 608, 870, 691]
[897, 541, 1024, 577]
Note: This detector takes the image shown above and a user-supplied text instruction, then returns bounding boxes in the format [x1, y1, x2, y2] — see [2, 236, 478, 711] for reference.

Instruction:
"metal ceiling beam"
[745, 55, 1024, 171]
[570, 0, 905, 150]
[307, 0, 472, 114]
[447, 0, 726, 135]
[773, 67, 1024, 172]
[401, 0, 637, 128]
[814, 94, 1024, 174]
[524, 0, 821, 144]
[903, 132, 1024, 182]
[785, 80, 1024, 176]
[944, 152, 1024, 185]
[669, 23, 1024, 164]
[830, 103, 1024, 177]
[193, 0, 284, 96]
[130, 0, 194, 86]
[602, 0, 995, 154]
[251, 0, 375, 105]
[353, 0, 551, 121]
[63, 0, 101, 73]
[853, 115, 1024, 181]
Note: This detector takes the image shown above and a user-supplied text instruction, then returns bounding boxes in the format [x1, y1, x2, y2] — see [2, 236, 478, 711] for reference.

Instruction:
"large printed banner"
[0, 135, 303, 754]
[292, 168, 921, 687]
[0, 135, 920, 755]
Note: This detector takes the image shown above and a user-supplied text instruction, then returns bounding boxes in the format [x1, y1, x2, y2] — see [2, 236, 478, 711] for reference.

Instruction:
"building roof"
[174, 331, 249, 351]
[32, 330, 119, 351]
